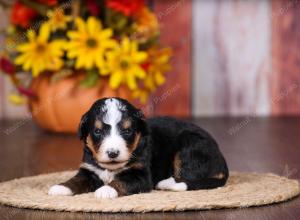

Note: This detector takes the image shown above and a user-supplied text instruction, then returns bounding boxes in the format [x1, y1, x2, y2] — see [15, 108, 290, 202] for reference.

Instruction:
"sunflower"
[47, 8, 72, 32]
[8, 94, 26, 105]
[144, 47, 172, 91]
[105, 37, 147, 90]
[66, 17, 117, 71]
[15, 23, 65, 77]
[132, 48, 171, 103]
[132, 89, 149, 104]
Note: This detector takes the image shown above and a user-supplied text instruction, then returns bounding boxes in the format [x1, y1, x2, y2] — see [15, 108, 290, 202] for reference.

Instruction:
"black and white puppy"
[48, 97, 228, 198]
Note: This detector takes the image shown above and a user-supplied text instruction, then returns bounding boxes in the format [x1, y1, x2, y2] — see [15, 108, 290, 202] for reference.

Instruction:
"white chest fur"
[80, 163, 116, 184]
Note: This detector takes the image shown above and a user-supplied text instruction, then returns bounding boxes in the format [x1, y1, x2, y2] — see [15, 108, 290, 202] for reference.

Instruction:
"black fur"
[148, 117, 228, 189]
[57, 97, 229, 197]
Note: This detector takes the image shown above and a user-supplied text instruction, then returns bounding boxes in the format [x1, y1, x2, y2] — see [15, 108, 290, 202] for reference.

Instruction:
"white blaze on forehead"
[103, 98, 122, 126]
[99, 98, 129, 162]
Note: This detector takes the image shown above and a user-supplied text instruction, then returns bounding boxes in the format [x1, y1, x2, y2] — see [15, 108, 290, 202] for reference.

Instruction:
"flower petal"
[38, 23, 50, 42]
[109, 71, 123, 89]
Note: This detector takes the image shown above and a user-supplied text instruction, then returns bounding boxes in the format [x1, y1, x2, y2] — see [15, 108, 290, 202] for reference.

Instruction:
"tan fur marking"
[109, 180, 127, 196]
[95, 120, 102, 129]
[122, 119, 132, 129]
[86, 135, 98, 158]
[173, 152, 181, 179]
[129, 133, 141, 152]
[212, 173, 225, 179]
[129, 162, 144, 170]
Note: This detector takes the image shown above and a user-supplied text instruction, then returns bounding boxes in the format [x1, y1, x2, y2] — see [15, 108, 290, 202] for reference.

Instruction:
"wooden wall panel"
[272, 0, 300, 115]
[192, 0, 272, 116]
[151, 0, 191, 117]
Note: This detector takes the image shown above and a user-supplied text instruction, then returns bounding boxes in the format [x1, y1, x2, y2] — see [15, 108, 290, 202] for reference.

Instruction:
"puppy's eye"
[94, 128, 102, 136]
[122, 129, 133, 136]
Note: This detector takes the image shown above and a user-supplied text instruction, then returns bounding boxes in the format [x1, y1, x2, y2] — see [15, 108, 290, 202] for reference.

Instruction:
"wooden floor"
[0, 117, 299, 219]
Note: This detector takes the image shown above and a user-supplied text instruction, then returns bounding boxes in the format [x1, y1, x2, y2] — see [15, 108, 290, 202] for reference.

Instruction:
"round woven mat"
[0, 171, 299, 213]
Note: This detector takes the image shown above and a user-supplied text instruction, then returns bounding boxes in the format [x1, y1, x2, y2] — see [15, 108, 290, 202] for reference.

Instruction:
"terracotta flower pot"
[28, 73, 132, 133]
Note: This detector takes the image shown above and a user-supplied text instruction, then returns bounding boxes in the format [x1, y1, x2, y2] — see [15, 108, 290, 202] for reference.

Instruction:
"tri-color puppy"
[48, 97, 228, 199]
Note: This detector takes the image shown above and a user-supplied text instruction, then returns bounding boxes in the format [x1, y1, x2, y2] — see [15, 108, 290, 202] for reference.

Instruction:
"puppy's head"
[78, 97, 147, 170]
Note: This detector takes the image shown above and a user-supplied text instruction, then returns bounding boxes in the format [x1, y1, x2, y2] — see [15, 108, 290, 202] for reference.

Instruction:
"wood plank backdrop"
[2, 0, 300, 119]
[193, 0, 300, 116]
[272, 0, 300, 115]
[151, 0, 191, 117]
[193, 0, 271, 116]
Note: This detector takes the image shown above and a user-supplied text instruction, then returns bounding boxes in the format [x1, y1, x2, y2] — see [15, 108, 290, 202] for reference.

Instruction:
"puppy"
[49, 97, 228, 198]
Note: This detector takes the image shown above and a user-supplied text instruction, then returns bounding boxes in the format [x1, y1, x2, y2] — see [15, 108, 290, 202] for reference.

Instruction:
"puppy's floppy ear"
[135, 109, 145, 119]
[135, 109, 148, 136]
[78, 111, 89, 140]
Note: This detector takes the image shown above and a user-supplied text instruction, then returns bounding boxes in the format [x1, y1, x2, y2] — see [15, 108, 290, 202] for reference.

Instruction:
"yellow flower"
[8, 94, 26, 105]
[144, 47, 172, 91]
[132, 48, 171, 103]
[132, 89, 149, 104]
[66, 17, 117, 71]
[15, 23, 65, 77]
[106, 37, 147, 90]
[47, 8, 72, 32]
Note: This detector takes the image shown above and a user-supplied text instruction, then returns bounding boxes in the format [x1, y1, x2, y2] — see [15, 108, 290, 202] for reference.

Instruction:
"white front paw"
[48, 185, 73, 196]
[95, 185, 118, 199]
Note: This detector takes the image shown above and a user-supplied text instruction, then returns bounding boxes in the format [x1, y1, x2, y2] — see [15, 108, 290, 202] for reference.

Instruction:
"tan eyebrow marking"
[122, 119, 132, 129]
[129, 162, 144, 170]
[95, 120, 103, 129]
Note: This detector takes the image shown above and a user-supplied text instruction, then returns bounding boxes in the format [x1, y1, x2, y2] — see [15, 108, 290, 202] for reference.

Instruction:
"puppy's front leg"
[106, 167, 152, 197]
[48, 168, 104, 196]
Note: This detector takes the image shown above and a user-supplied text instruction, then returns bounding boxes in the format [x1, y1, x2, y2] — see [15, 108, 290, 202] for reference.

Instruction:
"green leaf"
[105, 9, 131, 35]
[20, 0, 49, 16]
[80, 69, 99, 88]
[50, 69, 73, 83]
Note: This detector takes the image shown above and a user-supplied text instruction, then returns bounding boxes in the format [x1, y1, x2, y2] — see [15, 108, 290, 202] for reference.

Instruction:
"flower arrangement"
[0, 0, 172, 104]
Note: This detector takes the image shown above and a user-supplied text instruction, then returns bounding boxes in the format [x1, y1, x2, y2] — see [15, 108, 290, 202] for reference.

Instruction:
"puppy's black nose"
[107, 150, 120, 159]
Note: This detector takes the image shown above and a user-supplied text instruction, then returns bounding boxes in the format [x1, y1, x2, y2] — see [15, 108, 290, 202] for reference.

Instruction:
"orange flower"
[106, 0, 144, 16]
[11, 1, 38, 28]
[132, 7, 159, 42]
[134, 7, 158, 30]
